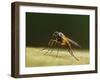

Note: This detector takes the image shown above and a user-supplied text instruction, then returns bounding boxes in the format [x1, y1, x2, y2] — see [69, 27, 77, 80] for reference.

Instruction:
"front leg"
[41, 39, 57, 51]
[48, 39, 57, 47]
[43, 39, 57, 55]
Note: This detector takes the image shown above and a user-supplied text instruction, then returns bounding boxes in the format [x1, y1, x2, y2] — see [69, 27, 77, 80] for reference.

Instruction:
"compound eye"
[54, 32, 58, 35]
[59, 32, 63, 37]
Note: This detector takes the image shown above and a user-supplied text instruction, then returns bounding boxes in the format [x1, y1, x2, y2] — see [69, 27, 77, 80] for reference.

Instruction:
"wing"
[67, 38, 81, 47]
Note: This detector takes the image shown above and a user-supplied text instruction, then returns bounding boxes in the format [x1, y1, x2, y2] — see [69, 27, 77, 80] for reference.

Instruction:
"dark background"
[26, 12, 89, 49]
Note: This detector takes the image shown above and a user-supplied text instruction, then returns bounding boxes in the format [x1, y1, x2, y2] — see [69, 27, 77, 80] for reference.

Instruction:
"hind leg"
[65, 42, 79, 61]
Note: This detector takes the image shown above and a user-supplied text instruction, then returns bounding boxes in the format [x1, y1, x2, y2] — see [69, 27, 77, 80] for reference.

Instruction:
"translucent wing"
[67, 38, 80, 47]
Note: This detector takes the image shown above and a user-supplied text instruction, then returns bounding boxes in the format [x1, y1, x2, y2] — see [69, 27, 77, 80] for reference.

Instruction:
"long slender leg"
[56, 43, 60, 57]
[44, 41, 54, 55]
[68, 49, 79, 61]
[49, 40, 57, 55]
[70, 49, 79, 61]
[65, 41, 79, 61]
[41, 39, 53, 51]
[43, 40, 54, 55]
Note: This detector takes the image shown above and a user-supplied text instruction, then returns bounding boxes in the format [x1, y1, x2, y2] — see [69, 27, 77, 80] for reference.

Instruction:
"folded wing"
[67, 38, 80, 48]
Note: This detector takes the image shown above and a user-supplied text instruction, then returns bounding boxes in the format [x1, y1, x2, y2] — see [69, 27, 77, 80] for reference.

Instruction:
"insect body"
[43, 31, 80, 61]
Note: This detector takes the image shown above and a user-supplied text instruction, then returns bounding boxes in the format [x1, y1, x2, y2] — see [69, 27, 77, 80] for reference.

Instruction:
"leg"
[56, 43, 60, 57]
[43, 39, 57, 55]
[41, 39, 53, 51]
[67, 45, 79, 61]
[49, 40, 57, 55]
[65, 41, 79, 61]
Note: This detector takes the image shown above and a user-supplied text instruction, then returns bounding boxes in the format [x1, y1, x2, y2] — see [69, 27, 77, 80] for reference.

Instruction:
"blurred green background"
[26, 12, 89, 49]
